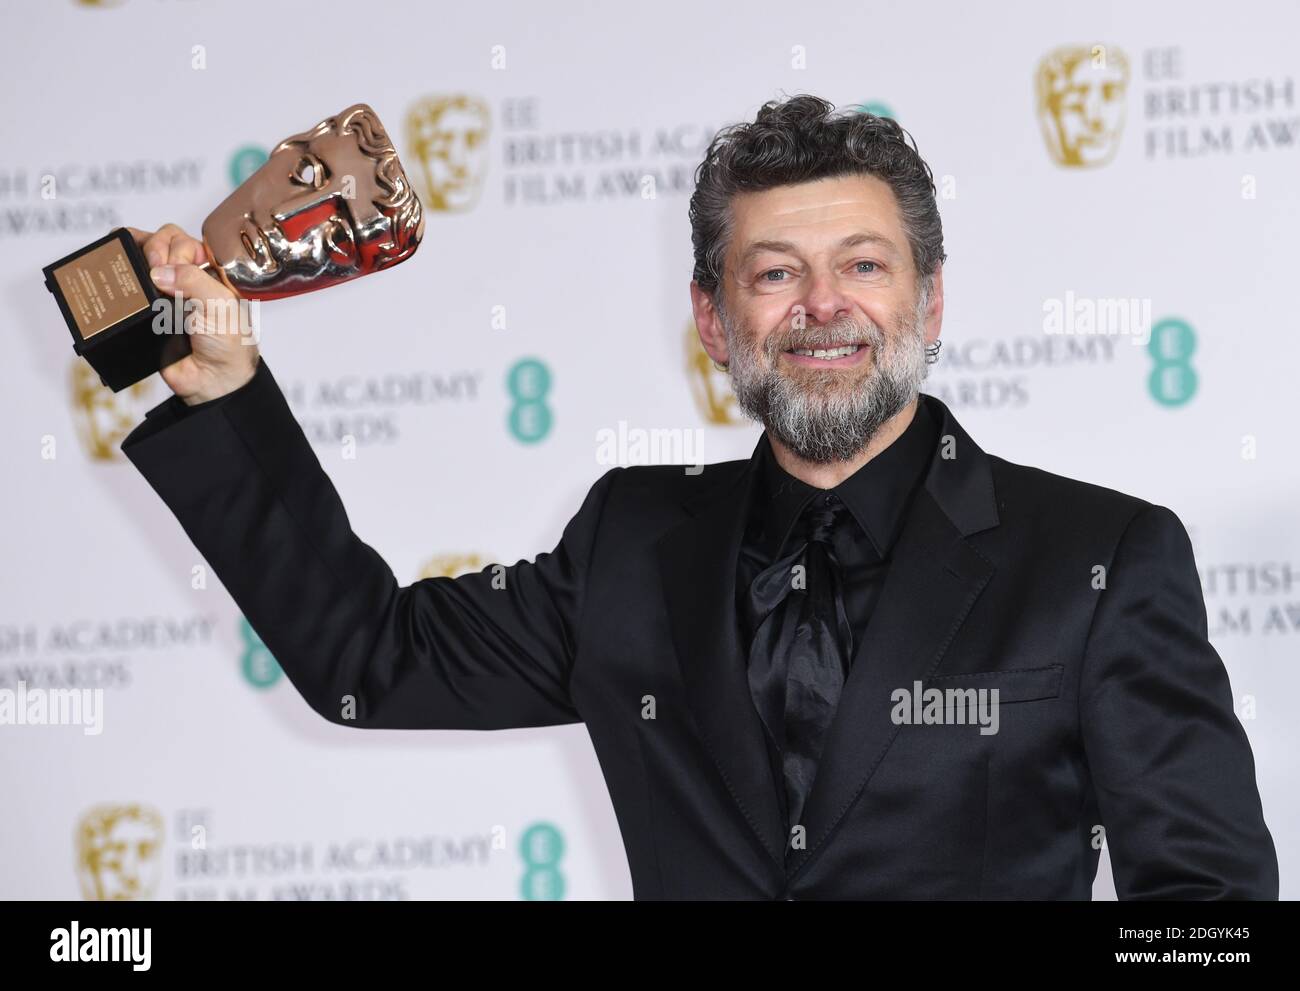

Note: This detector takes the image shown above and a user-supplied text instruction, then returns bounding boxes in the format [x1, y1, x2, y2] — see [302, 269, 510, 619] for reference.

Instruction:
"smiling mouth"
[786, 344, 863, 359]
[781, 341, 872, 365]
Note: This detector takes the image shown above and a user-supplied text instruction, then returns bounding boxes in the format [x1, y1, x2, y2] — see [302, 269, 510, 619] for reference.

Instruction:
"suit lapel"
[656, 447, 788, 867]
[785, 393, 1000, 876]
[656, 394, 1000, 876]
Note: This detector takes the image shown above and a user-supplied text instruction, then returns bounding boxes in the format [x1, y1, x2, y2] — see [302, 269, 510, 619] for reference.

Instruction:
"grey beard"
[723, 295, 930, 464]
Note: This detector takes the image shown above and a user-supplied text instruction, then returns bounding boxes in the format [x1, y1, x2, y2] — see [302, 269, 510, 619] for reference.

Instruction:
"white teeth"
[791, 345, 861, 359]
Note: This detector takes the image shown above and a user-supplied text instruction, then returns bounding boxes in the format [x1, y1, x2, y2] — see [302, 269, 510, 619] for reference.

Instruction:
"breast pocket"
[922, 664, 1064, 704]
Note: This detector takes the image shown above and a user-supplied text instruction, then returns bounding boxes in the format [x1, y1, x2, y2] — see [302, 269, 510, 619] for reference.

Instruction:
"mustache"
[766, 319, 883, 357]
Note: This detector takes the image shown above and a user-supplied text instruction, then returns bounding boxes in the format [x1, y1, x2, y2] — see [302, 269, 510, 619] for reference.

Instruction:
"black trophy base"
[42, 227, 192, 393]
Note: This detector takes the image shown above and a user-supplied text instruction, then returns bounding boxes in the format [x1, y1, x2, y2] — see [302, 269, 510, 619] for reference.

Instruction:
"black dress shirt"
[736, 397, 941, 834]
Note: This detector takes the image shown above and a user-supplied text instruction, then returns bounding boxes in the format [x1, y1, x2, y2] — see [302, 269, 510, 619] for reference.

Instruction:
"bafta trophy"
[42, 103, 425, 391]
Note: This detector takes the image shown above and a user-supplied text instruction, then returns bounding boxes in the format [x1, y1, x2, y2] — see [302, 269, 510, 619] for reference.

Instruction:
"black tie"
[744, 493, 855, 846]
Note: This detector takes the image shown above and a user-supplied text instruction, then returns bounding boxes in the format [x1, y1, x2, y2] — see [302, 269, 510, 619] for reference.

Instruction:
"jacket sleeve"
[1079, 503, 1279, 899]
[121, 355, 622, 731]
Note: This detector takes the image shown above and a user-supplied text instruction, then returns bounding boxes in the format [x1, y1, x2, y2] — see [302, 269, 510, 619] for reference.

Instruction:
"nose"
[1083, 85, 1106, 127]
[795, 268, 854, 329]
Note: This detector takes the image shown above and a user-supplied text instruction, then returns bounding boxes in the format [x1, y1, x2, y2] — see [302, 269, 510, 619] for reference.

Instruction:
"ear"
[690, 280, 730, 366]
[923, 265, 944, 346]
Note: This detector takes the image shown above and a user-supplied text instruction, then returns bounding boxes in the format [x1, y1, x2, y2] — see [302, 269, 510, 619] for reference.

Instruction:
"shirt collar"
[753, 396, 940, 561]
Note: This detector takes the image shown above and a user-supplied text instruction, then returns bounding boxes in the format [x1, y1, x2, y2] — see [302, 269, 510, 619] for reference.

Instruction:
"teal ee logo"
[506, 358, 553, 443]
[1147, 317, 1198, 407]
[229, 145, 268, 188]
[851, 101, 896, 119]
[239, 616, 282, 689]
[519, 822, 565, 900]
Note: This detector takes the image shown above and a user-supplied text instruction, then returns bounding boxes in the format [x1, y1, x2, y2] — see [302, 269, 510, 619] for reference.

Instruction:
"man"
[121, 95, 1278, 900]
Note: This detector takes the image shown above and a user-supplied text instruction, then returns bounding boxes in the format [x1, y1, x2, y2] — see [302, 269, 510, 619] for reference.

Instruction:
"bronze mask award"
[42, 103, 426, 392]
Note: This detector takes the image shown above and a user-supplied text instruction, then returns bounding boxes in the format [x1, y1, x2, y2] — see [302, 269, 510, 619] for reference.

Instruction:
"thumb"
[150, 263, 248, 342]
[150, 262, 233, 303]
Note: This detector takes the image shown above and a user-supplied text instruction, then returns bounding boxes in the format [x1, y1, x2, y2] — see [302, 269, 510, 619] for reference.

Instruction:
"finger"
[149, 261, 233, 302]
[166, 232, 208, 267]
[141, 222, 188, 270]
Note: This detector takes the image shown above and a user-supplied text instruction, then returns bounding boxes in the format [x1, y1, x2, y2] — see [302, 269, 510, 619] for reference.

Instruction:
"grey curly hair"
[689, 94, 946, 307]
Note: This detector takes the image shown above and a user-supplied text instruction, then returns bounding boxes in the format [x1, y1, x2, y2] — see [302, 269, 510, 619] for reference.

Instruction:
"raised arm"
[121, 224, 620, 731]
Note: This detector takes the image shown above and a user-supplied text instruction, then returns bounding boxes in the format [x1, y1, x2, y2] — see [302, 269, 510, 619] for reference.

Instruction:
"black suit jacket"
[122, 357, 1279, 900]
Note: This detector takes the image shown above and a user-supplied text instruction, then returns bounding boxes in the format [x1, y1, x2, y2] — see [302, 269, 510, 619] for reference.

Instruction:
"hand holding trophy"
[125, 223, 259, 405]
[42, 103, 425, 396]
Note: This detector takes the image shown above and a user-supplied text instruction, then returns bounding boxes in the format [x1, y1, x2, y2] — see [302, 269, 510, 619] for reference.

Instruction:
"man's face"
[691, 174, 941, 463]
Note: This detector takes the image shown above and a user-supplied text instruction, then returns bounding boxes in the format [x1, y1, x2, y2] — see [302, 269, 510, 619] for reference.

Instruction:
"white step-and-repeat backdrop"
[1, 0, 1296, 899]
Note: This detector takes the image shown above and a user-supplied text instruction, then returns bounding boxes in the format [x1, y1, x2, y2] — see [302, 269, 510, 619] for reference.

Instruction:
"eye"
[291, 154, 324, 187]
[855, 261, 879, 274]
[759, 269, 789, 282]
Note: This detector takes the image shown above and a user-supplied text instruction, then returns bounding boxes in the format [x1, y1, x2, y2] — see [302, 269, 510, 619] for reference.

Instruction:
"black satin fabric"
[744, 495, 859, 839]
[738, 402, 941, 849]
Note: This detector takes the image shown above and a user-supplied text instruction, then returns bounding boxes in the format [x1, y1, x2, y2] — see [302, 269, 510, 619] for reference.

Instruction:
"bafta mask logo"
[1035, 45, 1130, 168]
[419, 553, 491, 580]
[405, 95, 492, 213]
[76, 804, 164, 901]
[70, 359, 157, 461]
[203, 103, 425, 301]
[685, 322, 742, 426]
